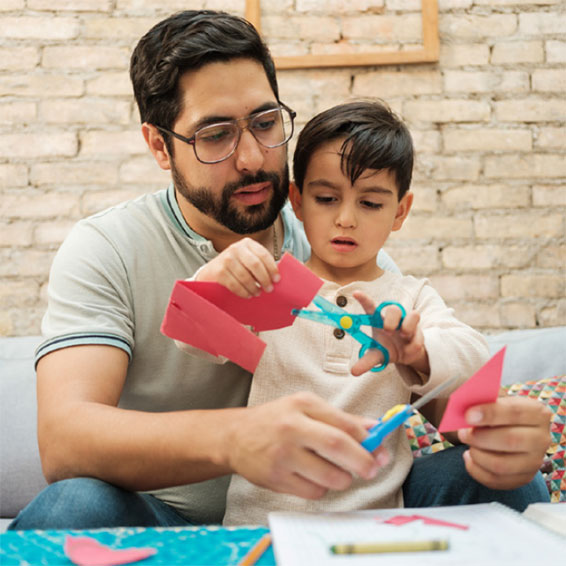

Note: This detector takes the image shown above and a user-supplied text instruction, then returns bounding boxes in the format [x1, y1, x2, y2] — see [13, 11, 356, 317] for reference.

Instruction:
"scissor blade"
[411, 374, 461, 412]
[293, 309, 338, 326]
[313, 295, 347, 315]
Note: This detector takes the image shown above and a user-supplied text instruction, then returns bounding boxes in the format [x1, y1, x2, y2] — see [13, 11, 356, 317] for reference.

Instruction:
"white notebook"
[269, 502, 566, 566]
[523, 502, 566, 536]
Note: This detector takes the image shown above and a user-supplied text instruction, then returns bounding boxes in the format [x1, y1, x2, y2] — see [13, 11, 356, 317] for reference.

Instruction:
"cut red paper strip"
[438, 347, 506, 432]
[64, 536, 156, 566]
[161, 253, 323, 373]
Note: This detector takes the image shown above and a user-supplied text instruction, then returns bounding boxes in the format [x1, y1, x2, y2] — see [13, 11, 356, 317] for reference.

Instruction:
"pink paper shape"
[383, 514, 468, 530]
[161, 253, 323, 372]
[438, 347, 506, 432]
[64, 536, 156, 566]
[383, 515, 419, 525]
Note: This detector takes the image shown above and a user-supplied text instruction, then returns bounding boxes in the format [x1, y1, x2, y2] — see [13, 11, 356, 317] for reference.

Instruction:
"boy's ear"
[392, 191, 413, 231]
[288, 182, 304, 221]
[142, 123, 171, 171]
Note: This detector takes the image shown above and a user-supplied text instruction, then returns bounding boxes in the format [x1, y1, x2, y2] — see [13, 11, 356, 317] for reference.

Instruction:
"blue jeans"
[9, 446, 549, 530]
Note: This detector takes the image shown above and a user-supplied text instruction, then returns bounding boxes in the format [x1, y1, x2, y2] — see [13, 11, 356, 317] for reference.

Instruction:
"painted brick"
[42, 46, 130, 70]
[443, 128, 532, 152]
[391, 215, 474, 241]
[532, 184, 566, 207]
[28, 0, 112, 10]
[39, 99, 130, 125]
[116, 0, 205, 10]
[520, 12, 566, 35]
[546, 40, 566, 63]
[441, 245, 532, 270]
[443, 71, 528, 93]
[491, 40, 544, 64]
[0, 47, 38, 70]
[429, 274, 499, 300]
[442, 184, 530, 209]
[83, 17, 160, 39]
[0, 17, 79, 40]
[536, 245, 566, 269]
[420, 155, 481, 181]
[86, 72, 133, 96]
[384, 245, 440, 274]
[342, 14, 422, 41]
[403, 100, 490, 123]
[2, 74, 84, 97]
[439, 43, 489, 67]
[297, 0, 378, 10]
[353, 70, 442, 97]
[501, 274, 563, 298]
[539, 300, 566, 328]
[0, 191, 79, 219]
[453, 303, 501, 329]
[411, 130, 441, 153]
[485, 154, 566, 179]
[30, 162, 118, 186]
[500, 302, 536, 328]
[0, 164, 28, 188]
[33, 220, 76, 246]
[263, 15, 340, 41]
[0, 280, 39, 308]
[119, 156, 170, 185]
[0, 101, 36, 125]
[474, 213, 563, 239]
[80, 130, 147, 156]
[0, 133, 77, 159]
[532, 69, 566, 93]
[0, 0, 24, 9]
[475, 0, 560, 4]
[440, 14, 516, 39]
[0, 249, 55, 277]
[81, 187, 153, 216]
[0, 222, 34, 247]
[409, 185, 437, 213]
[535, 127, 566, 149]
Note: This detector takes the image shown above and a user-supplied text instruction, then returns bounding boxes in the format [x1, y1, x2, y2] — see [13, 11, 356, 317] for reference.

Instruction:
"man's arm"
[37, 345, 381, 497]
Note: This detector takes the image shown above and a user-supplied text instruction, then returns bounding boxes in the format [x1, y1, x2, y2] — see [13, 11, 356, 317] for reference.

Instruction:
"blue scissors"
[361, 375, 461, 452]
[291, 296, 406, 372]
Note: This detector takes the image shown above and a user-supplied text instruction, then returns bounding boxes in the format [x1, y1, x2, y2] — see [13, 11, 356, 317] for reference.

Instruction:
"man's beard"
[171, 160, 289, 235]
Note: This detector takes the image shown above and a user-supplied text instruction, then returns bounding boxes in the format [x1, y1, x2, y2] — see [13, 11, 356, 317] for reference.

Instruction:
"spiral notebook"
[269, 502, 566, 566]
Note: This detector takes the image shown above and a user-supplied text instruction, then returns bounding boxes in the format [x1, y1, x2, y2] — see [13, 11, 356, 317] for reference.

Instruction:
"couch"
[1, 328, 565, 532]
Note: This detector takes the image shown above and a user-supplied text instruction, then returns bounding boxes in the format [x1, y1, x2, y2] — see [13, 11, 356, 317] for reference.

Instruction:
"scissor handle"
[361, 404, 413, 452]
[359, 340, 389, 372]
[373, 301, 406, 330]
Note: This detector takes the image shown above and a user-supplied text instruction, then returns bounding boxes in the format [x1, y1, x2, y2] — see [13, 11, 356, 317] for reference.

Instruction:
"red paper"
[161, 253, 323, 372]
[64, 536, 156, 566]
[383, 515, 468, 530]
[438, 347, 506, 432]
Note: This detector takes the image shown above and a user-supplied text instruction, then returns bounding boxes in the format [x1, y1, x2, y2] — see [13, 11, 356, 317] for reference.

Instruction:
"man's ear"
[392, 191, 413, 231]
[288, 182, 304, 221]
[142, 123, 171, 171]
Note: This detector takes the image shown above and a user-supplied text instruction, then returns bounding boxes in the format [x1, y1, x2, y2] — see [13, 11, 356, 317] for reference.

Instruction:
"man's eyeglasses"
[155, 103, 296, 164]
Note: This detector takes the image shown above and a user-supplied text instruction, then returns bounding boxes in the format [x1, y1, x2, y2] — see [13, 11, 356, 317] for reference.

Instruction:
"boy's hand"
[195, 237, 280, 298]
[457, 395, 552, 490]
[350, 291, 430, 375]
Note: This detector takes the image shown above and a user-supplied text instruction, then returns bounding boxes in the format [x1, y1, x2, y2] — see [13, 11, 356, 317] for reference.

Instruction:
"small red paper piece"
[161, 253, 323, 372]
[438, 347, 506, 432]
[383, 514, 469, 530]
[64, 536, 156, 566]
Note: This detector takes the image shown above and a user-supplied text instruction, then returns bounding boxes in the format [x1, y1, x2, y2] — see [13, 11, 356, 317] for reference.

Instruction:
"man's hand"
[350, 291, 429, 376]
[457, 395, 552, 490]
[196, 237, 280, 298]
[223, 392, 388, 499]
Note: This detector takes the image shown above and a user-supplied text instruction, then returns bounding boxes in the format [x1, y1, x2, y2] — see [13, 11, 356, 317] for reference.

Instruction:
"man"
[10, 10, 550, 530]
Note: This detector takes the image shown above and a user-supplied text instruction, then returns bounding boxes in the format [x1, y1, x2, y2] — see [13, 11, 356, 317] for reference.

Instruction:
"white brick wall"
[1, 1, 564, 335]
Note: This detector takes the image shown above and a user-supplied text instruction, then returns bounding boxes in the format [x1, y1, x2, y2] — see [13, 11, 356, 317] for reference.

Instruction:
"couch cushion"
[0, 336, 47, 519]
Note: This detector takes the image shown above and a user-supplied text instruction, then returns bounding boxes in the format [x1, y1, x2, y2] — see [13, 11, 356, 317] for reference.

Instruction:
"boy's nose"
[234, 129, 264, 174]
[335, 204, 357, 228]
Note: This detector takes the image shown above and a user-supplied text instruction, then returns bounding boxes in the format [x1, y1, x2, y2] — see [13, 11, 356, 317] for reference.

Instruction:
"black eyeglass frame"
[155, 102, 296, 164]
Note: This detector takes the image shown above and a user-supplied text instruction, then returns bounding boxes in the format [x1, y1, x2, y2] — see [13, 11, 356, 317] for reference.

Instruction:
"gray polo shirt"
[36, 183, 398, 524]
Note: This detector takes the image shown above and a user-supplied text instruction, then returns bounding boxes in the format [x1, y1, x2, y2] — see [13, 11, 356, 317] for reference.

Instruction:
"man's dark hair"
[130, 10, 278, 139]
[293, 100, 414, 199]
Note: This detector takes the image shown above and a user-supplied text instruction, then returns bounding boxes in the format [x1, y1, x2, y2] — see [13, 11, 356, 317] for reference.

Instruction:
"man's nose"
[234, 128, 264, 173]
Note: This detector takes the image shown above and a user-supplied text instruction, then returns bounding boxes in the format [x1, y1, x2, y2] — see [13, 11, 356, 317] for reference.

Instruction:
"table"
[0, 525, 275, 565]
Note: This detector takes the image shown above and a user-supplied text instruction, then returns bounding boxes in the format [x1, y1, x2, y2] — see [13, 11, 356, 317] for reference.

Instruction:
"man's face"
[167, 59, 289, 236]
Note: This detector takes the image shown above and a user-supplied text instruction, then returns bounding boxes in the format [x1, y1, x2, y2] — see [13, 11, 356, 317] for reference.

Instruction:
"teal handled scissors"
[291, 296, 406, 372]
[361, 375, 461, 452]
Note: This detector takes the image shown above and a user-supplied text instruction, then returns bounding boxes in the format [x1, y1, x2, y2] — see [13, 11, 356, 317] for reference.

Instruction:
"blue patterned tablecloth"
[0, 525, 274, 566]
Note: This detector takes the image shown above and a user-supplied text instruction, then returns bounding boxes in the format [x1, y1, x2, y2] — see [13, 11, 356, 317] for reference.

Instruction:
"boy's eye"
[314, 195, 336, 204]
[361, 200, 383, 209]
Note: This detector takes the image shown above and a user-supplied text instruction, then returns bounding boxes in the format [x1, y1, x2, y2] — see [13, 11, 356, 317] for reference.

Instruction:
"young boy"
[180, 100, 489, 525]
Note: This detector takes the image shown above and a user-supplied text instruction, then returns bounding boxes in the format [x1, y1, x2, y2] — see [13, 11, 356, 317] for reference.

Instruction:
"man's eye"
[198, 126, 232, 143]
[252, 117, 277, 131]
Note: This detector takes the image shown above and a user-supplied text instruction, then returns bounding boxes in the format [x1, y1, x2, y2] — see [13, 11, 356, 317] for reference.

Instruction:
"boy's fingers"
[464, 396, 552, 428]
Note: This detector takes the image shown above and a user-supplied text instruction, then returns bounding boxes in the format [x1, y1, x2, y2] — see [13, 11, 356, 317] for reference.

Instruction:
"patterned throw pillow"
[404, 375, 566, 502]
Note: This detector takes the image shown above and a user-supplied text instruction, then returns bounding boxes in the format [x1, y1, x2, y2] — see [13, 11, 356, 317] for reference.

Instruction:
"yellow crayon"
[330, 539, 449, 554]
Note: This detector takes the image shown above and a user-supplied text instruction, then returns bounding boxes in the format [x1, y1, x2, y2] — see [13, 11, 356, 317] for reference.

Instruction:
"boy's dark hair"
[293, 100, 413, 199]
[130, 10, 278, 141]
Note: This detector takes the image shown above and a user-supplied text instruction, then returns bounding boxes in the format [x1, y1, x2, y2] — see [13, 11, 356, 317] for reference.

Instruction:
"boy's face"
[290, 138, 412, 285]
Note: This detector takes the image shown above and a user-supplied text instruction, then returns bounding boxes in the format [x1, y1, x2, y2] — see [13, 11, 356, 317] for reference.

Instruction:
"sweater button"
[333, 328, 345, 339]
[336, 295, 347, 307]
